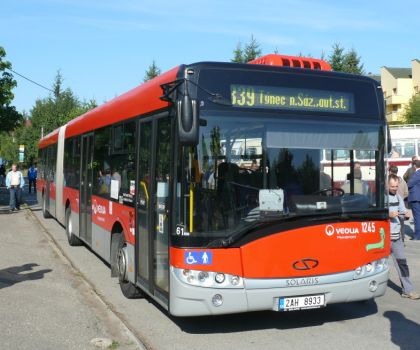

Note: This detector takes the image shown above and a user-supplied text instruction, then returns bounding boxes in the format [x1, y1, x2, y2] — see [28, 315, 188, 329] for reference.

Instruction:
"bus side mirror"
[177, 94, 199, 146]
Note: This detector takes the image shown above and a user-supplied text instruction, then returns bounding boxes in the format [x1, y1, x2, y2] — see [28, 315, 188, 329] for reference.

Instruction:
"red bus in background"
[38, 55, 390, 316]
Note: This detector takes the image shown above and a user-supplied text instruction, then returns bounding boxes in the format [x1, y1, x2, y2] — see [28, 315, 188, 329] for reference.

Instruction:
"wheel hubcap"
[117, 246, 128, 282]
[67, 214, 72, 238]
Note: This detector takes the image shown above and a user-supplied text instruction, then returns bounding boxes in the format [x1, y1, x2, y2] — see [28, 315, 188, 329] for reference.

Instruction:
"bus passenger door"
[136, 121, 152, 291]
[80, 133, 94, 245]
[136, 116, 171, 300]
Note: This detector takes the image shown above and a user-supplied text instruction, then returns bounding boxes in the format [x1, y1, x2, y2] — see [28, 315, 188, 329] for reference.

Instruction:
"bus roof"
[38, 66, 180, 147]
[64, 66, 179, 139]
[39, 56, 383, 148]
[38, 128, 60, 149]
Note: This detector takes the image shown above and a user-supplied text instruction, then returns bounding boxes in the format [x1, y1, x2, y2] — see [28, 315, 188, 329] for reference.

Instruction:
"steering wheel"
[313, 187, 345, 197]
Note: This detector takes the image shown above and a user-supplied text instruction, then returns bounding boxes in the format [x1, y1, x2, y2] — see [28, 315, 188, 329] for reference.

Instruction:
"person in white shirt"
[5, 164, 25, 211]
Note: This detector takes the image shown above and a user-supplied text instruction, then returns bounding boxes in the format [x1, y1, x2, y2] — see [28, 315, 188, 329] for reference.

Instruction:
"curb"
[27, 207, 150, 350]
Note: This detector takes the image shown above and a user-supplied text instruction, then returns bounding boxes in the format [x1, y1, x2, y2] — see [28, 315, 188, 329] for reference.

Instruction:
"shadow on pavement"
[387, 279, 402, 294]
[384, 311, 420, 350]
[0, 263, 52, 289]
[172, 300, 379, 334]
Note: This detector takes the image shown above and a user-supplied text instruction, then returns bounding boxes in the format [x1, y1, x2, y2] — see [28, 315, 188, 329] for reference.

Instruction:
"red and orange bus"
[38, 54, 390, 316]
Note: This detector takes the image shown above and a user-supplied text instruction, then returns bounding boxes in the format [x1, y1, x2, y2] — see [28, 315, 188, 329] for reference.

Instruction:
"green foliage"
[232, 42, 244, 63]
[328, 43, 364, 75]
[0, 131, 18, 164]
[30, 71, 96, 136]
[328, 43, 345, 72]
[0, 46, 23, 133]
[342, 48, 364, 75]
[243, 35, 262, 62]
[404, 94, 420, 124]
[231, 35, 262, 63]
[10, 71, 97, 166]
[143, 60, 161, 82]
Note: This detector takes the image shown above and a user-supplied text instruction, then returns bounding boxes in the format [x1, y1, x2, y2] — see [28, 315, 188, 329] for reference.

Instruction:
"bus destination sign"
[230, 84, 354, 113]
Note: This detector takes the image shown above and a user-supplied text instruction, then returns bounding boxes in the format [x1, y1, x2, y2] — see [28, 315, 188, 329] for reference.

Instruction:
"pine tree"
[342, 48, 364, 75]
[53, 70, 63, 99]
[143, 61, 161, 82]
[243, 35, 262, 62]
[328, 43, 346, 72]
[232, 42, 244, 63]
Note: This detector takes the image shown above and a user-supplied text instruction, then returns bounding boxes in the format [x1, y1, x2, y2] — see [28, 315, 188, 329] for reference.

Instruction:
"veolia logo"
[325, 225, 335, 236]
[92, 200, 106, 215]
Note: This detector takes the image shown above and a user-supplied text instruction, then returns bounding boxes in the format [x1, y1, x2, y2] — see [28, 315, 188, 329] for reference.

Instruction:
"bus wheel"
[65, 207, 82, 246]
[42, 193, 51, 218]
[116, 235, 143, 299]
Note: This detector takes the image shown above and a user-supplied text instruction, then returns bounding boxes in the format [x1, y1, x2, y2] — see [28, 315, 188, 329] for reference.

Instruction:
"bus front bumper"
[169, 268, 389, 316]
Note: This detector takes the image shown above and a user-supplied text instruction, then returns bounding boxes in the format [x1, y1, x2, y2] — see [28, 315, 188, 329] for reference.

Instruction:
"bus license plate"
[278, 294, 325, 311]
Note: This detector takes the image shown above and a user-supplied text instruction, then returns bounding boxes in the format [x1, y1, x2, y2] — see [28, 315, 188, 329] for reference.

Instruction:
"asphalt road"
[2, 187, 420, 350]
[0, 188, 143, 350]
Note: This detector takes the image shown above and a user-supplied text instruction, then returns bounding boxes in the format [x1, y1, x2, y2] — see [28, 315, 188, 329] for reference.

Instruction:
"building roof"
[367, 74, 381, 82]
[384, 67, 412, 79]
[413, 59, 420, 64]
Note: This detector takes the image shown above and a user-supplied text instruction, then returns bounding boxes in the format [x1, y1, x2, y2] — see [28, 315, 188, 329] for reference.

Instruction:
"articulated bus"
[38, 54, 390, 316]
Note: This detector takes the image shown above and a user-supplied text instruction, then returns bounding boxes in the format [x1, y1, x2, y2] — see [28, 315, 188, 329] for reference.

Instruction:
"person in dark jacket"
[404, 155, 419, 182]
[408, 160, 420, 240]
[28, 163, 38, 194]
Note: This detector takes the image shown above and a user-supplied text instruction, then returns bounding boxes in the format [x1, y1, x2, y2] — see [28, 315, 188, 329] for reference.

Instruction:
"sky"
[1, 0, 420, 114]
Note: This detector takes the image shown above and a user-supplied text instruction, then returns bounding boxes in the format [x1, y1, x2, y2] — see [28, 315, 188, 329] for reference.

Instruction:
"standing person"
[408, 160, 420, 241]
[388, 174, 420, 299]
[403, 155, 419, 182]
[28, 163, 38, 194]
[389, 165, 409, 241]
[5, 164, 25, 212]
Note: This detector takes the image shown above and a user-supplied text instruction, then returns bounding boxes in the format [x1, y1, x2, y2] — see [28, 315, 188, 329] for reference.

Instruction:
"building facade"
[381, 59, 420, 122]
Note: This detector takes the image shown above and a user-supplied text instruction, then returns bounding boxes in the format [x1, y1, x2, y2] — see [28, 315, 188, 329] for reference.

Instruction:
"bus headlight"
[173, 267, 244, 288]
[354, 257, 389, 279]
[198, 271, 209, 283]
[215, 273, 226, 284]
[230, 275, 240, 286]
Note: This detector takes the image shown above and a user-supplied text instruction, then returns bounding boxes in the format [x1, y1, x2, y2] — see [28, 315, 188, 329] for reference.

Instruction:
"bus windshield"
[176, 112, 386, 246]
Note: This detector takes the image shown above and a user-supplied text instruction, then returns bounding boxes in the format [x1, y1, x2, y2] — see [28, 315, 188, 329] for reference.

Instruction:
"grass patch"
[108, 340, 119, 349]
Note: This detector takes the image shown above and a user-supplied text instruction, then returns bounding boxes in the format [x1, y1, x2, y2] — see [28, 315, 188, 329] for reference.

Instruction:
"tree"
[232, 42, 244, 63]
[328, 43, 364, 74]
[328, 43, 346, 72]
[143, 61, 161, 82]
[243, 35, 262, 63]
[404, 94, 420, 124]
[30, 71, 96, 137]
[15, 72, 97, 166]
[231, 35, 262, 63]
[342, 48, 364, 75]
[0, 46, 22, 132]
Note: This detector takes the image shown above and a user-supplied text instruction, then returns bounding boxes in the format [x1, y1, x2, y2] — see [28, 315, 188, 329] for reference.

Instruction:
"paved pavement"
[0, 185, 143, 350]
[2, 184, 420, 350]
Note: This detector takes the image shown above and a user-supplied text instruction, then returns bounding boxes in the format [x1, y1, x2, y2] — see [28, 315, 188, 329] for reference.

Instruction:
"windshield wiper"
[187, 79, 232, 106]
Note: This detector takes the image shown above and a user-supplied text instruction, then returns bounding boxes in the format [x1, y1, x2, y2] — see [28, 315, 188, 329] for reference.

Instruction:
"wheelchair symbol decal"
[184, 251, 213, 265]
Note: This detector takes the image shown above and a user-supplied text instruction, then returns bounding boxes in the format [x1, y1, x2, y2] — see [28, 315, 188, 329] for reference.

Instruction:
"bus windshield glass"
[176, 113, 385, 246]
